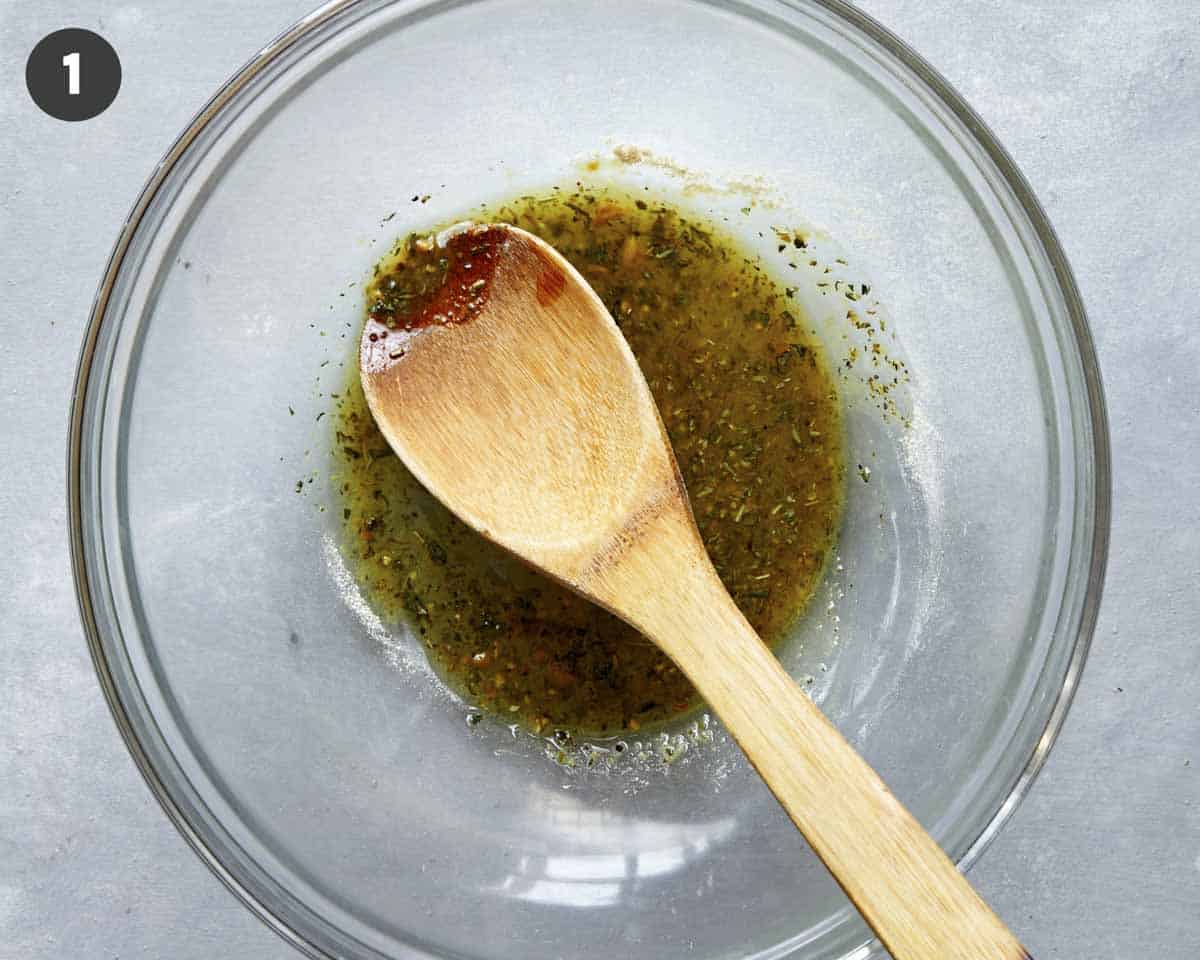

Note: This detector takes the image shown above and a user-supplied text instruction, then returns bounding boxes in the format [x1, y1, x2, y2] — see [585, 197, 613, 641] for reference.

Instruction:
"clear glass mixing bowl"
[70, 1, 1109, 958]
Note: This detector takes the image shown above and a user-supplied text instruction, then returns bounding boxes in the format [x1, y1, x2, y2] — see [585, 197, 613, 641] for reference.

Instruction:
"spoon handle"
[664, 588, 1030, 960]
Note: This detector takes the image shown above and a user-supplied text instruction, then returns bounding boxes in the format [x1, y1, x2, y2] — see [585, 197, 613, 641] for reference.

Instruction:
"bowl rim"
[67, 1, 1111, 957]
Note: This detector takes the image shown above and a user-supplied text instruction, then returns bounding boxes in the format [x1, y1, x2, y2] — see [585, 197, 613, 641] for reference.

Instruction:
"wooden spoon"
[360, 223, 1031, 960]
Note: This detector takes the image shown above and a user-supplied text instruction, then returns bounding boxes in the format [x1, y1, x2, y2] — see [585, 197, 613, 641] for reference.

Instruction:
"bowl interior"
[76, 2, 1103, 959]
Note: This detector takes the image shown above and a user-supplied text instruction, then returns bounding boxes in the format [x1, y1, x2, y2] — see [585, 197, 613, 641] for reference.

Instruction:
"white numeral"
[62, 51, 80, 95]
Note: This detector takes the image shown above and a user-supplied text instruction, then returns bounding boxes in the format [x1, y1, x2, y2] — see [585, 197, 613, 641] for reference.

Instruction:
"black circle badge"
[26, 28, 121, 122]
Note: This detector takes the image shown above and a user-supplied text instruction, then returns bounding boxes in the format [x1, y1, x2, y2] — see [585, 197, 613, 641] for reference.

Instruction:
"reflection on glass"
[493, 786, 737, 908]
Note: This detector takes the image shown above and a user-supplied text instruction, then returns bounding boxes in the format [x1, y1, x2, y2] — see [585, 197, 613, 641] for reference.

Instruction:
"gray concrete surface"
[1, 1, 1197, 958]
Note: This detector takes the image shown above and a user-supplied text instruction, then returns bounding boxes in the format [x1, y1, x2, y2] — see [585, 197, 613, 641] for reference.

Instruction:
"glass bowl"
[69, 1, 1109, 959]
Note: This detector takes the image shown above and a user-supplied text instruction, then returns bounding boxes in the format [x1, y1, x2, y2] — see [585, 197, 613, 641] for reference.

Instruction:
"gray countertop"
[1, 1, 1197, 957]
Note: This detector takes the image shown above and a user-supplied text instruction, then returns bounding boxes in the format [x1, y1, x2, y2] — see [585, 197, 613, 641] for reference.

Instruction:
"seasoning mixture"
[332, 187, 843, 736]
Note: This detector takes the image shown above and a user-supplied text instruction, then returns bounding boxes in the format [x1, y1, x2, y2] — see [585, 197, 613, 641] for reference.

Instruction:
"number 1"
[62, 51, 80, 95]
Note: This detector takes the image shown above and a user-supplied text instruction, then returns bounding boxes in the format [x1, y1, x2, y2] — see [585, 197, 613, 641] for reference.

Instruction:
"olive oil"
[332, 187, 843, 736]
